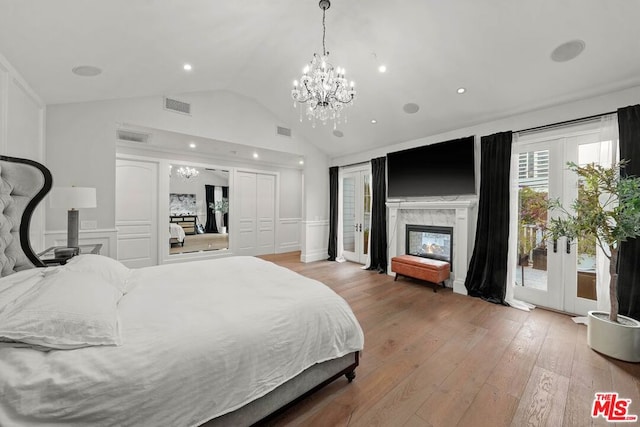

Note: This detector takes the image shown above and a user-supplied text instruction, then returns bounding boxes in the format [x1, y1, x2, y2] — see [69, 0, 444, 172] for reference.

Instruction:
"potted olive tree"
[547, 161, 640, 362]
[209, 199, 229, 234]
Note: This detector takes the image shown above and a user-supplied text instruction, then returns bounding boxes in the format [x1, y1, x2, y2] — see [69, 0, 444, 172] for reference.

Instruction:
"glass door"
[514, 127, 616, 315]
[513, 140, 563, 310]
[341, 168, 371, 264]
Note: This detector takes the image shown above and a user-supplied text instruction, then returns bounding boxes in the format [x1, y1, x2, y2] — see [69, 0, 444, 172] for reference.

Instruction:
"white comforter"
[169, 222, 186, 242]
[0, 256, 364, 426]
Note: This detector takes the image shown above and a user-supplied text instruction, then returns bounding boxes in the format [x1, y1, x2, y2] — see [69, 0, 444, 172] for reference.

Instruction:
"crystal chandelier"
[176, 166, 199, 180]
[291, 0, 356, 128]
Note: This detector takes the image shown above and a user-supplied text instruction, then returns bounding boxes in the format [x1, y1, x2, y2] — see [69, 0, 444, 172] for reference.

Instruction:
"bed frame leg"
[345, 371, 356, 383]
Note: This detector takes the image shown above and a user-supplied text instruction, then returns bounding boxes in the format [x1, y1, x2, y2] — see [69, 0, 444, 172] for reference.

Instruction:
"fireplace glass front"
[406, 225, 453, 268]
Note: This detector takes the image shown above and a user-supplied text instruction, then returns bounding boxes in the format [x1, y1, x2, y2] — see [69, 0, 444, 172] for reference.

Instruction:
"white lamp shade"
[49, 187, 97, 209]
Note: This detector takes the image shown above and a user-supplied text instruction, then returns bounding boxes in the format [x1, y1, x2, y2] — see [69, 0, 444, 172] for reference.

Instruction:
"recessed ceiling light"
[551, 40, 586, 62]
[71, 65, 102, 77]
[378, 65, 387, 73]
[299, 159, 304, 165]
[333, 130, 344, 137]
[183, 64, 192, 71]
[371, 119, 377, 124]
[403, 103, 420, 114]
[253, 152, 259, 159]
[189, 143, 196, 148]
[457, 87, 466, 94]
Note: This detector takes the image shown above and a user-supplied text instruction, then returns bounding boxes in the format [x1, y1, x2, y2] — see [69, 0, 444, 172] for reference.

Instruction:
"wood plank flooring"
[259, 252, 640, 427]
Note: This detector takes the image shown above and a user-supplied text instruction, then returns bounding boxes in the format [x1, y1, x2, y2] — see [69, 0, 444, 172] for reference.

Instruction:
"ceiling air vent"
[164, 97, 191, 115]
[117, 129, 149, 143]
[277, 126, 292, 137]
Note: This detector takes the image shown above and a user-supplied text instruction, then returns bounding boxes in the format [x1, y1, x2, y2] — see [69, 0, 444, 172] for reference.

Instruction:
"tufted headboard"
[0, 155, 53, 276]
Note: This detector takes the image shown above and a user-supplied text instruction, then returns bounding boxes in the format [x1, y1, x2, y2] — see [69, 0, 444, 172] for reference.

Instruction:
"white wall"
[332, 85, 640, 166]
[45, 90, 329, 260]
[0, 52, 46, 252]
[327, 85, 640, 268]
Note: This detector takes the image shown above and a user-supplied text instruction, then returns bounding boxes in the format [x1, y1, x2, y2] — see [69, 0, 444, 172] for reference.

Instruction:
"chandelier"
[176, 166, 199, 180]
[291, 0, 356, 128]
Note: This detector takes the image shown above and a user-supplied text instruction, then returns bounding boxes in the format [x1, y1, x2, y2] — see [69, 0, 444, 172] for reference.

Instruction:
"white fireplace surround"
[387, 199, 477, 295]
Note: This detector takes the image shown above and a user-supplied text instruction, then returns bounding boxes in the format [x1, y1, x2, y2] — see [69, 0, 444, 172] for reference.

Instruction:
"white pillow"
[0, 270, 122, 350]
[64, 254, 131, 293]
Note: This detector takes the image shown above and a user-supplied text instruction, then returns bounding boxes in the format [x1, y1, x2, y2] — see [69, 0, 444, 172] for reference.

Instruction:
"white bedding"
[0, 256, 364, 426]
[169, 222, 186, 242]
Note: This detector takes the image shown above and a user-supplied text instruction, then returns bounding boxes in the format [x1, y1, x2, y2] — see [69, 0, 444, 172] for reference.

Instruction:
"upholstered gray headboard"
[0, 155, 52, 276]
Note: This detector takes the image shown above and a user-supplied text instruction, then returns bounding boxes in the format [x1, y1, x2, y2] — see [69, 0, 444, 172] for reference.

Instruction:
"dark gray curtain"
[366, 157, 387, 273]
[222, 186, 229, 232]
[465, 131, 513, 304]
[327, 166, 339, 261]
[617, 105, 640, 320]
[204, 185, 218, 233]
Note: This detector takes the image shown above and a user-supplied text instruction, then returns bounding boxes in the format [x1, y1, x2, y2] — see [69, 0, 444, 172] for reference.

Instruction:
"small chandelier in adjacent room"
[291, 0, 356, 128]
[176, 166, 199, 180]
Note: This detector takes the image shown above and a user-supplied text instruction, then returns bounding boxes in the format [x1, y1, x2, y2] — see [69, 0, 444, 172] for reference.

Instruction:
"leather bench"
[391, 255, 450, 292]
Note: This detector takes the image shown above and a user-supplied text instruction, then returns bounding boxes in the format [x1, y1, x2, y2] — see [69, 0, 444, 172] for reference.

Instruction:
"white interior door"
[256, 174, 275, 255]
[235, 171, 276, 256]
[236, 171, 257, 255]
[341, 168, 371, 264]
[116, 159, 158, 267]
[514, 128, 614, 315]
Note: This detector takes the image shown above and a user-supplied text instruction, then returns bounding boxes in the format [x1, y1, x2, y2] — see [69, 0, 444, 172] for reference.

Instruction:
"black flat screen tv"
[387, 136, 476, 198]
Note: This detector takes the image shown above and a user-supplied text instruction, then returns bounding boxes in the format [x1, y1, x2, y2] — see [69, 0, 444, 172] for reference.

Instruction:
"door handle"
[359, 223, 362, 232]
[553, 239, 558, 253]
[566, 238, 571, 254]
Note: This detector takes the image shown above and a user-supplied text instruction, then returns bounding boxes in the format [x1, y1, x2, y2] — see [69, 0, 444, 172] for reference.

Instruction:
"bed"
[169, 222, 186, 246]
[0, 155, 364, 426]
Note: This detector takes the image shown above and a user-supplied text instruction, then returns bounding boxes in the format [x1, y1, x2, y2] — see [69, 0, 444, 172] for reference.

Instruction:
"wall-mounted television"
[387, 136, 476, 198]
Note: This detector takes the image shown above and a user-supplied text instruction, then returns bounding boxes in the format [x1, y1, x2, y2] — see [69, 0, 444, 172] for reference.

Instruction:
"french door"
[514, 129, 614, 315]
[341, 168, 372, 264]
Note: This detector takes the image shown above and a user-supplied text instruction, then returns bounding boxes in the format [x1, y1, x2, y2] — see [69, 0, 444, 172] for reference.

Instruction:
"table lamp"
[49, 187, 97, 248]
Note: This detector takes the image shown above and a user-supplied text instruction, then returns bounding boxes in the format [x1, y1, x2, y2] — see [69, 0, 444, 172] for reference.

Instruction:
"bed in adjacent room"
[0, 155, 364, 426]
[169, 221, 186, 246]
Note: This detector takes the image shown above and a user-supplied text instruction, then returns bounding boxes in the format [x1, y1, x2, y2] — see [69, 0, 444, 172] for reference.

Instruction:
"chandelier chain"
[322, 7, 327, 56]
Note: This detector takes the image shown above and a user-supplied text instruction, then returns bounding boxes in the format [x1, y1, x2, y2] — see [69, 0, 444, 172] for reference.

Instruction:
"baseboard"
[301, 249, 328, 263]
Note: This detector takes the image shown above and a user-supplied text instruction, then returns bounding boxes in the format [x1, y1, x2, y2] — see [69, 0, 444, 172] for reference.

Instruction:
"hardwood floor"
[259, 252, 640, 427]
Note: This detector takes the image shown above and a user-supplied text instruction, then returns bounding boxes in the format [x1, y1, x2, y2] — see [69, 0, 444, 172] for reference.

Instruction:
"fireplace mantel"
[386, 198, 477, 295]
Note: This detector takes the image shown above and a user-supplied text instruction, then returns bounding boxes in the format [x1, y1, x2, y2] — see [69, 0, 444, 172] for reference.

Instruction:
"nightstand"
[38, 243, 103, 265]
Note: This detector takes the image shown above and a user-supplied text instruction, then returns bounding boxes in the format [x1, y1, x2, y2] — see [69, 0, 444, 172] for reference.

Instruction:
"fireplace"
[406, 225, 453, 269]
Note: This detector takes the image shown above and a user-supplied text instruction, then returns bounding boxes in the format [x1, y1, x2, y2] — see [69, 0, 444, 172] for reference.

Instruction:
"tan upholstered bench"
[391, 255, 450, 292]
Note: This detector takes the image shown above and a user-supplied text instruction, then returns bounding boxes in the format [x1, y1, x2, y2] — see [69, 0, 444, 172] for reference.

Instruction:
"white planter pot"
[588, 310, 640, 362]
[220, 226, 227, 234]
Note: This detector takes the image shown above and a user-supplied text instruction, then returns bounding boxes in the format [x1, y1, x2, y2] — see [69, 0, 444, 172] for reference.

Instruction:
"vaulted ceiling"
[1, 0, 639, 157]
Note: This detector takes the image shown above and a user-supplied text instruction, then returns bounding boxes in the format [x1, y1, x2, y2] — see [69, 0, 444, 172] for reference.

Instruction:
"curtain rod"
[515, 110, 617, 135]
[339, 160, 370, 168]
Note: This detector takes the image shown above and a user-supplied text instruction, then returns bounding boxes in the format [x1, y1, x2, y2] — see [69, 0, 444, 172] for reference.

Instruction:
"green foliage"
[546, 161, 640, 260]
[209, 199, 229, 214]
[518, 187, 548, 256]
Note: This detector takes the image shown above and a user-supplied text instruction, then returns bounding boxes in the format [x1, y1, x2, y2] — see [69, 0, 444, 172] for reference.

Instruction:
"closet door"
[235, 171, 276, 256]
[115, 159, 158, 267]
[237, 171, 257, 255]
[256, 174, 275, 255]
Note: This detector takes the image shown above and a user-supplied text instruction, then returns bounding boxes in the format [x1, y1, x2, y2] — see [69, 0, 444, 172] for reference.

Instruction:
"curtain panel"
[465, 131, 513, 304]
[617, 104, 640, 320]
[204, 185, 218, 233]
[366, 157, 388, 273]
[327, 166, 339, 261]
[221, 186, 229, 232]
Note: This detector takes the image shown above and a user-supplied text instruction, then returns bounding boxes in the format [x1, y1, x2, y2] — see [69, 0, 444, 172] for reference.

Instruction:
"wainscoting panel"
[300, 220, 329, 263]
[277, 218, 301, 253]
[44, 229, 118, 259]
